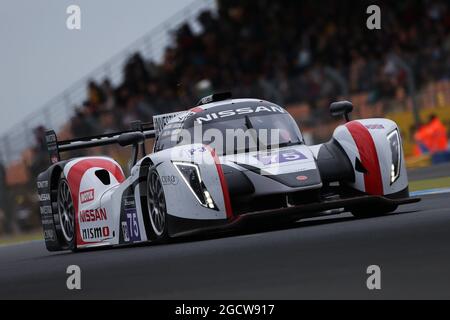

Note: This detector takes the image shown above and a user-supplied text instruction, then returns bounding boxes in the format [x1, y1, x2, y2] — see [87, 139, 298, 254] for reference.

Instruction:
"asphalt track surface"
[0, 190, 449, 299]
[408, 162, 450, 181]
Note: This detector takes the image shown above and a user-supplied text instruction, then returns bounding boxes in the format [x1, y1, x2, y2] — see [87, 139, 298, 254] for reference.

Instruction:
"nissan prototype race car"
[37, 92, 420, 251]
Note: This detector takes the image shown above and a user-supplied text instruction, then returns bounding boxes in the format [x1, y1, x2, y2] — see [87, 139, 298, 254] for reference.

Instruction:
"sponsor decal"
[44, 229, 55, 241]
[37, 181, 49, 189]
[121, 196, 141, 242]
[82, 226, 110, 240]
[121, 222, 130, 242]
[296, 175, 308, 181]
[161, 175, 179, 185]
[46, 134, 56, 143]
[195, 105, 285, 124]
[80, 208, 107, 222]
[121, 214, 141, 242]
[255, 149, 307, 165]
[124, 198, 135, 207]
[40, 205, 52, 216]
[187, 146, 207, 156]
[38, 193, 51, 202]
[80, 189, 95, 204]
[41, 219, 54, 225]
[153, 111, 187, 136]
[365, 124, 384, 130]
[126, 212, 140, 241]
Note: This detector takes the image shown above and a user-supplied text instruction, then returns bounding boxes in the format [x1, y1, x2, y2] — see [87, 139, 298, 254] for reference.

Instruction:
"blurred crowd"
[65, 0, 450, 138]
[2, 0, 450, 235]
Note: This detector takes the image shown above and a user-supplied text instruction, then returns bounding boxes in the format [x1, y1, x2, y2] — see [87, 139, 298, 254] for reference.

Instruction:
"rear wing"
[45, 120, 155, 165]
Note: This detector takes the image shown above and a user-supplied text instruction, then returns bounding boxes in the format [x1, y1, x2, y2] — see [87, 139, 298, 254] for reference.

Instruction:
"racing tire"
[350, 204, 398, 218]
[55, 177, 76, 250]
[146, 168, 169, 242]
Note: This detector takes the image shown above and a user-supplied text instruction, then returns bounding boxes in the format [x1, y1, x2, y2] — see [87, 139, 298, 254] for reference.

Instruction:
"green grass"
[0, 231, 43, 246]
[409, 176, 450, 191]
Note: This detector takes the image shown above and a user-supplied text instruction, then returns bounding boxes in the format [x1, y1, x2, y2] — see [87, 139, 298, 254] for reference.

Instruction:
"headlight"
[173, 162, 217, 209]
[387, 129, 401, 184]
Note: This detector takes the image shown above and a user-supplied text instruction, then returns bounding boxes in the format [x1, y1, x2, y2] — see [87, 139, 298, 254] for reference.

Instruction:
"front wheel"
[146, 168, 169, 242]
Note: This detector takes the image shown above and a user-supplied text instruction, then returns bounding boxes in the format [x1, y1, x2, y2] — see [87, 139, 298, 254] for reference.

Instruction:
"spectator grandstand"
[69, 0, 450, 128]
[56, 0, 450, 140]
[1, 0, 450, 235]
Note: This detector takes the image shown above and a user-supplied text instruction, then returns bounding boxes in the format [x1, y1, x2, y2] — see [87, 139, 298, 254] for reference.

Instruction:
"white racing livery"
[37, 93, 419, 252]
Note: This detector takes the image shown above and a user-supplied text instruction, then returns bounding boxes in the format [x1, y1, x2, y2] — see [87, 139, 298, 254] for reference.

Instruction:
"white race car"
[37, 93, 419, 251]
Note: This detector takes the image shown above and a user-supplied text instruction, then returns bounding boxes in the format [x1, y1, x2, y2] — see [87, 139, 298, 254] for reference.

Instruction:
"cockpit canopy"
[154, 100, 304, 155]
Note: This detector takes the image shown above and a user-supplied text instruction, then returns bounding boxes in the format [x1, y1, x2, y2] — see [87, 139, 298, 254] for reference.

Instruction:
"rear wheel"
[56, 178, 76, 249]
[146, 169, 169, 241]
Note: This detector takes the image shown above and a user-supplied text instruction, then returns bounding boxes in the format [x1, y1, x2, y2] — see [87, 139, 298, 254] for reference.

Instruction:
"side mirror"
[118, 132, 145, 147]
[330, 101, 353, 122]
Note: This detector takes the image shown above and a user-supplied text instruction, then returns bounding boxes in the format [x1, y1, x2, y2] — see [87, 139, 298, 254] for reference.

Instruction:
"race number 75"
[127, 212, 139, 238]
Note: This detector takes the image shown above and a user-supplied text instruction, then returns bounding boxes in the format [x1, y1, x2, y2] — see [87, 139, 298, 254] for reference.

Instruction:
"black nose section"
[221, 165, 255, 196]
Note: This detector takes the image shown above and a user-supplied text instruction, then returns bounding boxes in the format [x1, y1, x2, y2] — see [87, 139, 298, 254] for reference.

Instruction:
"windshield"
[183, 113, 304, 156]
